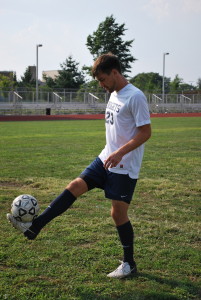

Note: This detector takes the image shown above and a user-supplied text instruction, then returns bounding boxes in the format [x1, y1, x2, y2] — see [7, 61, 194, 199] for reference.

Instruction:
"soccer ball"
[11, 194, 40, 223]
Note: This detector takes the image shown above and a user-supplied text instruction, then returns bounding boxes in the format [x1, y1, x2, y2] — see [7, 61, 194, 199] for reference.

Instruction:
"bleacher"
[0, 91, 200, 115]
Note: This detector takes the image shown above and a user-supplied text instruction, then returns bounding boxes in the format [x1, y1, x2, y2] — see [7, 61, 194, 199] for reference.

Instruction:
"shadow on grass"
[121, 272, 201, 300]
[75, 272, 200, 300]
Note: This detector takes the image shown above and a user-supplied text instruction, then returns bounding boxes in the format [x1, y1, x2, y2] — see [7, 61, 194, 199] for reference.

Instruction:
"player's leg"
[27, 157, 106, 238]
[107, 200, 137, 278]
[29, 178, 88, 233]
[7, 157, 105, 239]
[105, 173, 137, 278]
[110, 199, 129, 226]
[7, 178, 88, 239]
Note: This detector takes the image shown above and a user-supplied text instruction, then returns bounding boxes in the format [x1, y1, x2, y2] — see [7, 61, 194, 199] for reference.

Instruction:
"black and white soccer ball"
[11, 194, 40, 223]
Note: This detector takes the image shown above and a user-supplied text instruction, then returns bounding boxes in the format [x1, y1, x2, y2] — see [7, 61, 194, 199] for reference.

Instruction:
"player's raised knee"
[66, 178, 88, 197]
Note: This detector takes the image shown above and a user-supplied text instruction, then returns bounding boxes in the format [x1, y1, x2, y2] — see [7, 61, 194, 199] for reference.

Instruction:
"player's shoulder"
[114, 83, 146, 104]
[126, 83, 146, 99]
[129, 82, 142, 91]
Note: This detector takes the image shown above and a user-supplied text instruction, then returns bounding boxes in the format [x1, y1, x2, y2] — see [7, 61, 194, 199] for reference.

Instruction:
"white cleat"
[107, 261, 137, 279]
[7, 213, 32, 233]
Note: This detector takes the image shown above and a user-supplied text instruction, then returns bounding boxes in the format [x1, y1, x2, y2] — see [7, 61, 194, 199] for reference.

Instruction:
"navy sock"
[30, 189, 76, 233]
[116, 221, 135, 267]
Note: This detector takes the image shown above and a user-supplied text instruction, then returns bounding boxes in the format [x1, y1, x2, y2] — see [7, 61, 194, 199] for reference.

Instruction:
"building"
[0, 71, 15, 79]
[28, 66, 36, 81]
[42, 70, 59, 81]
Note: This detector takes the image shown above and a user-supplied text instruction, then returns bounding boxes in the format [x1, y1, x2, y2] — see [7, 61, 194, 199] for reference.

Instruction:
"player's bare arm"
[104, 124, 151, 169]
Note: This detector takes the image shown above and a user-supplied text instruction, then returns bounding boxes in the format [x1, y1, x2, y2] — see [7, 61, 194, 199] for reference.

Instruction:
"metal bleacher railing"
[149, 93, 201, 113]
[0, 90, 200, 115]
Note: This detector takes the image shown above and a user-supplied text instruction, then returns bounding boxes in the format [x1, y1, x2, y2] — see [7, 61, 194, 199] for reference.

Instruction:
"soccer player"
[7, 53, 151, 279]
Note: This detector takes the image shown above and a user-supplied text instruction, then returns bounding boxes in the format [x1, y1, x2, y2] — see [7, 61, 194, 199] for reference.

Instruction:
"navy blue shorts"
[79, 157, 137, 204]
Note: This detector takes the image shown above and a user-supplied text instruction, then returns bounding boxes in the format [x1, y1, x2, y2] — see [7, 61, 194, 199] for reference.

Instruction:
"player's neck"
[115, 75, 129, 92]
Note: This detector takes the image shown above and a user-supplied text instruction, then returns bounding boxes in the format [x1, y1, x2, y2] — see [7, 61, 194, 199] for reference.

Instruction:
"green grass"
[0, 117, 201, 300]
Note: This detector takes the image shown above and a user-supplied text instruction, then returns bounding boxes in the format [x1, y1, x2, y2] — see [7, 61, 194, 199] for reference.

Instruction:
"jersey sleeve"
[129, 91, 151, 127]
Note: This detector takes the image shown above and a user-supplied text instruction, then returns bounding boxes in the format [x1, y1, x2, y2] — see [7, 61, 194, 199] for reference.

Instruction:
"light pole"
[162, 52, 169, 103]
[36, 44, 43, 101]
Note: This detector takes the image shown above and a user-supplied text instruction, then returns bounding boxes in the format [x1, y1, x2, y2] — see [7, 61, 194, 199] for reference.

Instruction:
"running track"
[0, 113, 201, 122]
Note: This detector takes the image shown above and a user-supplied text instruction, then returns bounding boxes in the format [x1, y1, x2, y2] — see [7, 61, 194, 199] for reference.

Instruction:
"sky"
[0, 0, 201, 85]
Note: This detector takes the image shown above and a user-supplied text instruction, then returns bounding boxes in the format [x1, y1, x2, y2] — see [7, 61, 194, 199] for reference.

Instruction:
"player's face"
[96, 70, 117, 93]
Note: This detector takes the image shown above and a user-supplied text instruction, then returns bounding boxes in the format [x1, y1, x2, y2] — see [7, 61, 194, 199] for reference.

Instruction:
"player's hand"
[104, 151, 123, 169]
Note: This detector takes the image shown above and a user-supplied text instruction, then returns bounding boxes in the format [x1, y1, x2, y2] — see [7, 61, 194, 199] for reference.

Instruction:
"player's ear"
[112, 69, 118, 76]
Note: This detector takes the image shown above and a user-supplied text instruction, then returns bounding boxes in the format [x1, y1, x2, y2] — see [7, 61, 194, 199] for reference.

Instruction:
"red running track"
[0, 113, 201, 122]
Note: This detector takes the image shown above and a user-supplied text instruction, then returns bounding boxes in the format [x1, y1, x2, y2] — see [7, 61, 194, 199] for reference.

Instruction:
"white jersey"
[99, 83, 150, 179]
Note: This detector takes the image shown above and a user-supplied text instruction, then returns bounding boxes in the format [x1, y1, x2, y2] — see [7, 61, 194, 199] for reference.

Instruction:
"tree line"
[1, 15, 200, 94]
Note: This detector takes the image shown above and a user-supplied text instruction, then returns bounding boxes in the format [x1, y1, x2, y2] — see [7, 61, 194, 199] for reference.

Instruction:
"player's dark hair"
[92, 53, 122, 78]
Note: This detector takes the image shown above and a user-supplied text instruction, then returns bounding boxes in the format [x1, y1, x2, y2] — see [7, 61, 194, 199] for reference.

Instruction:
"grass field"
[0, 117, 200, 300]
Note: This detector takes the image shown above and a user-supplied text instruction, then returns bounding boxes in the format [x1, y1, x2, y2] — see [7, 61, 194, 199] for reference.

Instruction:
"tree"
[169, 74, 183, 93]
[43, 75, 57, 89]
[79, 80, 104, 93]
[86, 15, 136, 76]
[180, 83, 196, 93]
[20, 67, 35, 86]
[55, 55, 85, 89]
[0, 74, 15, 90]
[130, 72, 165, 93]
[197, 78, 201, 90]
